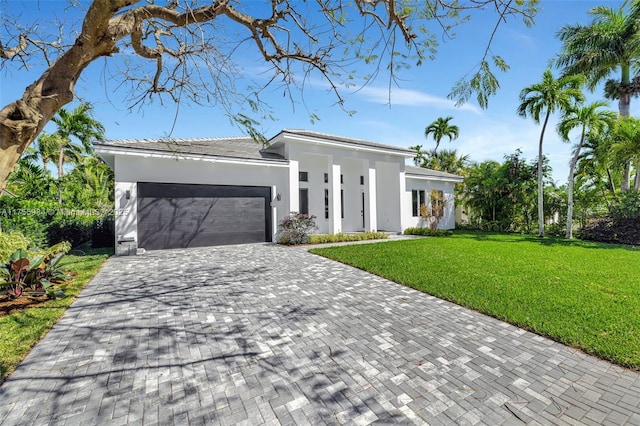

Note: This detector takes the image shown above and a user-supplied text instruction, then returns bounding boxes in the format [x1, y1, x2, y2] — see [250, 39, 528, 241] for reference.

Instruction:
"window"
[341, 189, 345, 219]
[340, 174, 344, 184]
[324, 173, 328, 183]
[431, 190, 445, 218]
[360, 175, 364, 185]
[299, 188, 309, 214]
[299, 171, 308, 182]
[412, 189, 426, 217]
[324, 189, 329, 219]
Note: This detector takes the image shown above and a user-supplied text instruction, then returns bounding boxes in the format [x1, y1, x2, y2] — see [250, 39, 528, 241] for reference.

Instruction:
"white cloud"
[356, 86, 482, 115]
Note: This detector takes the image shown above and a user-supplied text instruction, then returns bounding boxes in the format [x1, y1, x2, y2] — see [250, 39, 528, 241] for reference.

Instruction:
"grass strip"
[0, 248, 111, 383]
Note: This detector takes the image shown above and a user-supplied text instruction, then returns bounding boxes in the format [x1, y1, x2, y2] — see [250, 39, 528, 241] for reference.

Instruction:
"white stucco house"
[95, 129, 463, 253]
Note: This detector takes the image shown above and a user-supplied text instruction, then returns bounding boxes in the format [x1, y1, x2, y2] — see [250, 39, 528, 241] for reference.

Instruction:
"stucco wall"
[403, 178, 457, 230]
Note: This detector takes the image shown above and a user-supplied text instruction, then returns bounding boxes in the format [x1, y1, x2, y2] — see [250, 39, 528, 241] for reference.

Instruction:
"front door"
[361, 192, 366, 229]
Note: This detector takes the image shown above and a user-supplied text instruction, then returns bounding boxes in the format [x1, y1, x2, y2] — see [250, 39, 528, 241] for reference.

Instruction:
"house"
[95, 129, 463, 254]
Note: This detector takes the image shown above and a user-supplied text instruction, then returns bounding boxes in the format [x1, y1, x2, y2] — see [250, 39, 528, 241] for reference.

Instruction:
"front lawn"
[0, 248, 111, 383]
[310, 231, 640, 370]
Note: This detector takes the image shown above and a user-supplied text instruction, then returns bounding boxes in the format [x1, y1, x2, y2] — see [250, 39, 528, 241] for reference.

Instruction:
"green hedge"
[0, 198, 113, 249]
[308, 232, 388, 244]
[403, 227, 453, 237]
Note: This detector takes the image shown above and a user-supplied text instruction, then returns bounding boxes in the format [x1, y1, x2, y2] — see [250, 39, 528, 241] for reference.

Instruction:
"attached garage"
[137, 182, 272, 250]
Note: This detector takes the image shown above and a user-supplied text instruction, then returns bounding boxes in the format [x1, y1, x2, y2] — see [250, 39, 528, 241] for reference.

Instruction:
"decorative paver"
[1, 243, 639, 425]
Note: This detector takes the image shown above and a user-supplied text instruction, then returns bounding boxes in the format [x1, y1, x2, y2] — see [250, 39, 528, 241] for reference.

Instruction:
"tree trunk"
[0, 1, 146, 193]
[538, 110, 551, 237]
[619, 90, 631, 191]
[634, 160, 640, 191]
[622, 163, 631, 192]
[566, 128, 585, 239]
[606, 168, 616, 195]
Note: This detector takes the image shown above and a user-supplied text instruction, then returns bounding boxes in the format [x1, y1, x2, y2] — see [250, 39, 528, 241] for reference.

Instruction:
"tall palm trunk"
[537, 110, 551, 237]
[620, 67, 631, 192]
[634, 160, 640, 191]
[566, 126, 586, 239]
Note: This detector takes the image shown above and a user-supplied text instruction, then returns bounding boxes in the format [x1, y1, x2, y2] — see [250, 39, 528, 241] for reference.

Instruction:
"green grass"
[311, 231, 640, 370]
[0, 247, 112, 383]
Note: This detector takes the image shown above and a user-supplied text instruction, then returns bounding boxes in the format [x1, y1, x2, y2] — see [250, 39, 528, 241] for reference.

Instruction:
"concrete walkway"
[1, 243, 639, 425]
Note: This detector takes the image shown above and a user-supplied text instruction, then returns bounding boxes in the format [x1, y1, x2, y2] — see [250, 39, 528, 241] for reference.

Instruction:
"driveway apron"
[0, 243, 639, 425]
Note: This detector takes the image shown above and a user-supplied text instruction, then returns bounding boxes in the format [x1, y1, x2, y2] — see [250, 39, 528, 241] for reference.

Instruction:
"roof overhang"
[94, 144, 290, 169]
[271, 131, 416, 158]
[405, 173, 464, 183]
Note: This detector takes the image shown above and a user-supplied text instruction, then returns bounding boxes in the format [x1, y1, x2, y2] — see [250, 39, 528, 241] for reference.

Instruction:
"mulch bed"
[0, 295, 50, 317]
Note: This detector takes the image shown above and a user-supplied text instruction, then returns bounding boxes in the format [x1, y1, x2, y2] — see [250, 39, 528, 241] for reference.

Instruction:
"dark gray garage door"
[137, 183, 272, 250]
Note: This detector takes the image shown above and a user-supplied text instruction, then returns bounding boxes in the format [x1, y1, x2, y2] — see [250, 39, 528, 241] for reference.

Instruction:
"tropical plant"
[62, 156, 114, 210]
[0, 232, 30, 263]
[424, 116, 459, 156]
[558, 100, 616, 238]
[517, 68, 585, 237]
[6, 159, 56, 201]
[556, 1, 640, 190]
[427, 149, 470, 175]
[0, 245, 71, 298]
[410, 145, 428, 167]
[22, 132, 63, 174]
[462, 151, 545, 233]
[611, 117, 640, 191]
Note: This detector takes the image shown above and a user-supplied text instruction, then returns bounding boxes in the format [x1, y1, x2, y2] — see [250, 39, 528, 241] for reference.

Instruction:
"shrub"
[403, 227, 452, 237]
[277, 212, 318, 245]
[308, 232, 388, 244]
[1, 214, 48, 249]
[0, 231, 30, 263]
[47, 215, 94, 248]
[579, 217, 640, 246]
[545, 223, 565, 237]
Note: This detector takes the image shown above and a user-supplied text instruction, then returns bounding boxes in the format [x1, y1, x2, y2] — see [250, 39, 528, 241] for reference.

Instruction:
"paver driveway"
[1, 243, 640, 425]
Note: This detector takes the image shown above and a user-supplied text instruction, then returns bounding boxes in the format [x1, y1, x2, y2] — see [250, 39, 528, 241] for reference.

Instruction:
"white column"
[397, 162, 407, 232]
[328, 157, 341, 233]
[365, 161, 377, 232]
[271, 185, 278, 241]
[289, 159, 299, 214]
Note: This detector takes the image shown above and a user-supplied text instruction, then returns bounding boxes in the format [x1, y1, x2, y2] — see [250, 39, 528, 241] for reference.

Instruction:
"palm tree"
[577, 130, 621, 198]
[556, 1, 640, 190]
[51, 103, 105, 203]
[410, 144, 428, 167]
[427, 149, 470, 175]
[517, 69, 585, 237]
[611, 117, 640, 191]
[558, 101, 616, 238]
[52, 103, 105, 178]
[424, 116, 459, 156]
[21, 132, 65, 175]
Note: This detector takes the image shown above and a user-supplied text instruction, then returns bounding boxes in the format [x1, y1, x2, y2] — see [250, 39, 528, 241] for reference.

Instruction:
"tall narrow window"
[324, 189, 329, 219]
[412, 190, 426, 217]
[299, 171, 309, 182]
[360, 175, 364, 185]
[299, 188, 309, 214]
[341, 189, 345, 219]
[340, 174, 344, 184]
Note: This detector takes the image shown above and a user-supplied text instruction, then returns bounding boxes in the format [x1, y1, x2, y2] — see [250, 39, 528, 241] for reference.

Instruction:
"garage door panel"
[137, 183, 271, 250]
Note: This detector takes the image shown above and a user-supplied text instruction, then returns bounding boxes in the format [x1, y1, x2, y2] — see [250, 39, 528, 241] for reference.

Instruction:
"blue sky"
[1, 0, 635, 183]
